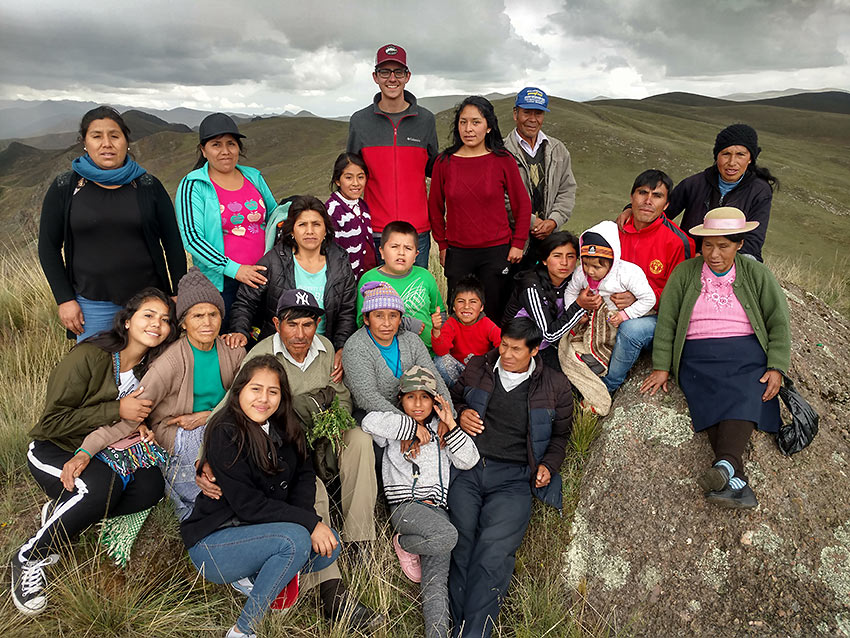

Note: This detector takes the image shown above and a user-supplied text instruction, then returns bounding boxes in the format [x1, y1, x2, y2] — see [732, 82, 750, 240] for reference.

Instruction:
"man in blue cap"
[504, 87, 577, 263]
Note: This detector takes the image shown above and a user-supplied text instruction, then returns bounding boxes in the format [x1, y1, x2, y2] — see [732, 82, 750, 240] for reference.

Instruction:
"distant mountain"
[748, 91, 850, 115]
[120, 110, 192, 138]
[588, 90, 850, 115]
[418, 93, 512, 115]
[722, 88, 850, 102]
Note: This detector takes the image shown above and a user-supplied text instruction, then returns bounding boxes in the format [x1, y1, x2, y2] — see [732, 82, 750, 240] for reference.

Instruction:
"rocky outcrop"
[563, 282, 850, 637]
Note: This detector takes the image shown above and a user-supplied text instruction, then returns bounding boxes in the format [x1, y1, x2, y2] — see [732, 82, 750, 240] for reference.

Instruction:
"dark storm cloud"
[0, 4, 296, 90]
[549, 0, 848, 76]
[0, 0, 546, 94]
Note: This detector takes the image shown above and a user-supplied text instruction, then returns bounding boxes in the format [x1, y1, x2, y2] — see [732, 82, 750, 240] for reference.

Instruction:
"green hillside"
[1, 95, 848, 307]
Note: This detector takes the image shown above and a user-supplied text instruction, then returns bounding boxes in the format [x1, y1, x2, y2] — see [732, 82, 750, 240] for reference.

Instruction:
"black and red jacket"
[347, 90, 438, 233]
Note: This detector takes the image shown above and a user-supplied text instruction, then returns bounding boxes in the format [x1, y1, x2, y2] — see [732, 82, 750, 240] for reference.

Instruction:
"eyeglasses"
[375, 68, 408, 79]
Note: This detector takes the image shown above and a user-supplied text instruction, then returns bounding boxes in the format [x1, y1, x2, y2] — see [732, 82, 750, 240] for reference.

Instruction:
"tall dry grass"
[0, 245, 616, 636]
[766, 253, 850, 319]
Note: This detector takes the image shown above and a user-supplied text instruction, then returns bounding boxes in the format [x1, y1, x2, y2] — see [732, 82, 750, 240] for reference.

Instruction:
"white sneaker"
[225, 625, 256, 638]
[229, 577, 254, 597]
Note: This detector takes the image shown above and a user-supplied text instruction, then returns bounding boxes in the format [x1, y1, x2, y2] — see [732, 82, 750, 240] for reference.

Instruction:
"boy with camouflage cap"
[361, 365, 478, 638]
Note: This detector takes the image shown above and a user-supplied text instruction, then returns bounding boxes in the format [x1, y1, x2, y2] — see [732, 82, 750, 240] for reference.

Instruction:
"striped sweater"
[361, 413, 479, 507]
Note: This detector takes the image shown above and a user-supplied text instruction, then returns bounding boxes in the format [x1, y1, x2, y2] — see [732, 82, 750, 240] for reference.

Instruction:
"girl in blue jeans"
[180, 355, 340, 638]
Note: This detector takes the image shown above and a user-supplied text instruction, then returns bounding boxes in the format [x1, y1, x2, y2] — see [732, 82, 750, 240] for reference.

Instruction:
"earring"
[124, 322, 129, 329]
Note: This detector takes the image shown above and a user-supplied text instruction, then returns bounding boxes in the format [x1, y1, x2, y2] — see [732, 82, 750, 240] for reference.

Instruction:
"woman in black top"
[38, 106, 186, 341]
[181, 355, 340, 638]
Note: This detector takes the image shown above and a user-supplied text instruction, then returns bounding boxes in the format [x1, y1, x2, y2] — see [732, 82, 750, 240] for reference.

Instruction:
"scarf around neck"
[71, 154, 147, 186]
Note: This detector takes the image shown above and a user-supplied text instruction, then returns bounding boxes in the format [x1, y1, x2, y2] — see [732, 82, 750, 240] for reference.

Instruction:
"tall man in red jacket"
[591, 169, 695, 392]
[347, 44, 439, 268]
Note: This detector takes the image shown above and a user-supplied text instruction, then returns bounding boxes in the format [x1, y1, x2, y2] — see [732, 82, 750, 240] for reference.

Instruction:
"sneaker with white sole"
[392, 534, 421, 583]
[229, 577, 254, 597]
[225, 625, 256, 638]
[11, 553, 59, 615]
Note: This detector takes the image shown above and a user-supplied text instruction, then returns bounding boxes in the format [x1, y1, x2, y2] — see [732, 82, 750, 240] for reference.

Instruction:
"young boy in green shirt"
[356, 221, 444, 351]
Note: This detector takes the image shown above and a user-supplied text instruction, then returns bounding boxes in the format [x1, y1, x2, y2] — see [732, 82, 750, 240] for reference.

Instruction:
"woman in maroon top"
[429, 96, 532, 323]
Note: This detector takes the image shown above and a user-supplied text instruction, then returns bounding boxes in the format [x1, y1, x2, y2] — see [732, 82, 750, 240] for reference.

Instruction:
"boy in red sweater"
[431, 275, 501, 386]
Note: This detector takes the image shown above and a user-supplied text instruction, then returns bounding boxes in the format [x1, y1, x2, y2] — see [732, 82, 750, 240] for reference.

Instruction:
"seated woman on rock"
[11, 288, 176, 616]
[502, 231, 587, 370]
[229, 195, 356, 382]
[641, 207, 790, 509]
[181, 354, 340, 638]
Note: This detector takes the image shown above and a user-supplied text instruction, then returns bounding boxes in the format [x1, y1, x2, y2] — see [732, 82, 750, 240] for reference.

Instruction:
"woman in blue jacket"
[175, 113, 281, 325]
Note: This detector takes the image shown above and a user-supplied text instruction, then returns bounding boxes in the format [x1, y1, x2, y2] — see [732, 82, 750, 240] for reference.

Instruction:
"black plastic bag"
[775, 372, 819, 456]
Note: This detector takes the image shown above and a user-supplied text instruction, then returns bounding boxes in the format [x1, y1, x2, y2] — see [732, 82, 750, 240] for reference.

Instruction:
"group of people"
[15, 41, 792, 638]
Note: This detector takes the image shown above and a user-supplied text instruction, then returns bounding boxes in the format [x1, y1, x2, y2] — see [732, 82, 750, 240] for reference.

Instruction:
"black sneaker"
[11, 553, 59, 615]
[697, 465, 730, 493]
[705, 484, 758, 509]
[325, 592, 385, 632]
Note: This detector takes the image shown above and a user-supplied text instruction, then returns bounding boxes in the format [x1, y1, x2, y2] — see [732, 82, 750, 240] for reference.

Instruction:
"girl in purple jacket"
[325, 152, 377, 281]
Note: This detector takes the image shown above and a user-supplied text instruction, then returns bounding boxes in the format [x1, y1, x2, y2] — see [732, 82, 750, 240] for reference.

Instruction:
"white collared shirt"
[273, 333, 326, 372]
[513, 128, 548, 158]
[493, 356, 536, 392]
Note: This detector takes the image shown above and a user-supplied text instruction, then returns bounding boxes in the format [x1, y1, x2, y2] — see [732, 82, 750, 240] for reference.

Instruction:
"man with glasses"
[347, 43, 438, 268]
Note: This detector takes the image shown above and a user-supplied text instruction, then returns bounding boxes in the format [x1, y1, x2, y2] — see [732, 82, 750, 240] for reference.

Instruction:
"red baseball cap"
[376, 43, 407, 68]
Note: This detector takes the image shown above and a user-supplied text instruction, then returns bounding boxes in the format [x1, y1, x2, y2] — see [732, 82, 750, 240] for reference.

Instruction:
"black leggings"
[19, 440, 164, 561]
[705, 419, 755, 480]
[444, 244, 511, 325]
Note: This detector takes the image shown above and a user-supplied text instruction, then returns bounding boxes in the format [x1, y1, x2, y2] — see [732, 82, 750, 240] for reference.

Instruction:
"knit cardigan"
[361, 413, 479, 507]
[652, 254, 791, 379]
[86, 336, 245, 454]
[341, 327, 453, 415]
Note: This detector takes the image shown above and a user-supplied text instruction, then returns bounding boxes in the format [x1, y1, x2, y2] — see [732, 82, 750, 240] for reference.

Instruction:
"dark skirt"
[678, 335, 780, 433]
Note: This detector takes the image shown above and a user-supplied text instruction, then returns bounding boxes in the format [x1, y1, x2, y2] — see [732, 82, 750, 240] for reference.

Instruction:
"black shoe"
[705, 484, 758, 509]
[325, 592, 385, 632]
[697, 465, 730, 492]
[10, 553, 59, 616]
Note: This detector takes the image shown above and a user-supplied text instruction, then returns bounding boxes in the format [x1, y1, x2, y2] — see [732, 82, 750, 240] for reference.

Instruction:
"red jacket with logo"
[347, 91, 438, 233]
[619, 214, 695, 309]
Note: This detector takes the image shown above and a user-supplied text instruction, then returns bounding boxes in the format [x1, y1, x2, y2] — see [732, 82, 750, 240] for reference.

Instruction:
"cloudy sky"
[1, 0, 848, 116]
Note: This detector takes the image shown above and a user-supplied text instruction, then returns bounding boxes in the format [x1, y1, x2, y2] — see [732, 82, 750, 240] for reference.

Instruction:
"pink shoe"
[271, 571, 299, 611]
[393, 534, 421, 583]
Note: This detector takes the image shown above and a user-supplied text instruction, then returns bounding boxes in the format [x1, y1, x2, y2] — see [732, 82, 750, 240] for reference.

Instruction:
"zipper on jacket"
[380, 110, 416, 222]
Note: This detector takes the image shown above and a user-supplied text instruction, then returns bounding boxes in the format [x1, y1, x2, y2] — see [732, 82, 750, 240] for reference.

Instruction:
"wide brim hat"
[689, 207, 759, 236]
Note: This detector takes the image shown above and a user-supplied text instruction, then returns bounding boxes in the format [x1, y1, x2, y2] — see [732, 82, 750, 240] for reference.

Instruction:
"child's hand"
[433, 395, 456, 432]
[401, 438, 421, 459]
[607, 312, 624, 327]
[415, 423, 431, 445]
[437, 419, 449, 448]
[431, 309, 444, 334]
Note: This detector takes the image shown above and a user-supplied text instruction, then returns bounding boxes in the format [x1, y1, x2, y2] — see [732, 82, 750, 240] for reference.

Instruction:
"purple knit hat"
[360, 281, 404, 315]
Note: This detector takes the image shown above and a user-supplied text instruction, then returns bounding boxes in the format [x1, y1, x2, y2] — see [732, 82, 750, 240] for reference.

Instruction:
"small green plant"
[306, 395, 355, 455]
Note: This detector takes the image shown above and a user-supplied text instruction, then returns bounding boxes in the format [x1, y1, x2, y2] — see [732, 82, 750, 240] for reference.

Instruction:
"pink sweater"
[685, 263, 755, 340]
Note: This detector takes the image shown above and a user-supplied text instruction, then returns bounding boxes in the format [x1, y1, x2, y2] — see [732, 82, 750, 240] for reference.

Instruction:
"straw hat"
[689, 207, 759, 236]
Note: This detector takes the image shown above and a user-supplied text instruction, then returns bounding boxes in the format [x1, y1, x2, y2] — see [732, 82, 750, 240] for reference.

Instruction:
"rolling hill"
[1, 92, 847, 302]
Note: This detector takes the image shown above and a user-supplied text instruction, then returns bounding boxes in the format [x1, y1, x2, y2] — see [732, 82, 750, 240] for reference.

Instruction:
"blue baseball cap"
[515, 87, 550, 112]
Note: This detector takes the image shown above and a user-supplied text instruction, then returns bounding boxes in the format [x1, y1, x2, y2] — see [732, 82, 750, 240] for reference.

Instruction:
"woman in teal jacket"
[641, 207, 790, 511]
[175, 113, 282, 326]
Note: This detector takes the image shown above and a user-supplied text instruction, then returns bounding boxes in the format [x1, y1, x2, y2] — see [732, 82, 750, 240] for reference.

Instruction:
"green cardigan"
[652, 255, 791, 379]
[29, 344, 121, 452]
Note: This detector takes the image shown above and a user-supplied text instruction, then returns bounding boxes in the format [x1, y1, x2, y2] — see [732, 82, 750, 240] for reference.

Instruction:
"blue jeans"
[602, 315, 657, 392]
[76, 295, 123, 342]
[373, 231, 431, 269]
[448, 459, 533, 638]
[188, 522, 341, 634]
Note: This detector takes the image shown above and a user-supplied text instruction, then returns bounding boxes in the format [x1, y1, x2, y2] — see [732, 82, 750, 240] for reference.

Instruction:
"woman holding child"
[11, 288, 176, 616]
[642, 208, 791, 509]
[228, 195, 356, 380]
[39, 106, 186, 341]
[428, 96, 532, 321]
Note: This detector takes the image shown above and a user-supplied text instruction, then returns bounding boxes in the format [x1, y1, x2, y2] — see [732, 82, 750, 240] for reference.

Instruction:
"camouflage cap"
[399, 365, 438, 396]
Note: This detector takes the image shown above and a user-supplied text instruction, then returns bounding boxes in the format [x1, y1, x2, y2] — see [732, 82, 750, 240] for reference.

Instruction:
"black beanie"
[713, 124, 760, 161]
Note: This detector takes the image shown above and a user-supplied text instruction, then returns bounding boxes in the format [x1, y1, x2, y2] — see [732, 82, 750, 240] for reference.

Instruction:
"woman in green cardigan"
[641, 207, 790, 509]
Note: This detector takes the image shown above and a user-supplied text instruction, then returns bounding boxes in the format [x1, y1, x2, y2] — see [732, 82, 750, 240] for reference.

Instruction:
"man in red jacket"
[347, 43, 438, 268]
[589, 169, 695, 392]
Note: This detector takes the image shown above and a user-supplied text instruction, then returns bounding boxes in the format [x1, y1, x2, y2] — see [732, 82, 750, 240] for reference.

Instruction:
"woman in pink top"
[641, 208, 791, 510]
[175, 113, 278, 328]
[428, 96, 531, 324]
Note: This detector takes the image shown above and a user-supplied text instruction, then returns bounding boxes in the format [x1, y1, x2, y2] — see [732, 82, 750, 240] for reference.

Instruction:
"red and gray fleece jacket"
[347, 90, 438, 233]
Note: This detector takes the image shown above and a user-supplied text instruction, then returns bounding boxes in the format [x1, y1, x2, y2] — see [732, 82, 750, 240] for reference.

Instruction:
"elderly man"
[599, 169, 695, 392]
[504, 87, 577, 264]
[199, 288, 382, 631]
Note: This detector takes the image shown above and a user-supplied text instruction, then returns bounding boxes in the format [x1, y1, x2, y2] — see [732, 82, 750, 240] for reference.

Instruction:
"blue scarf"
[71, 154, 147, 186]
